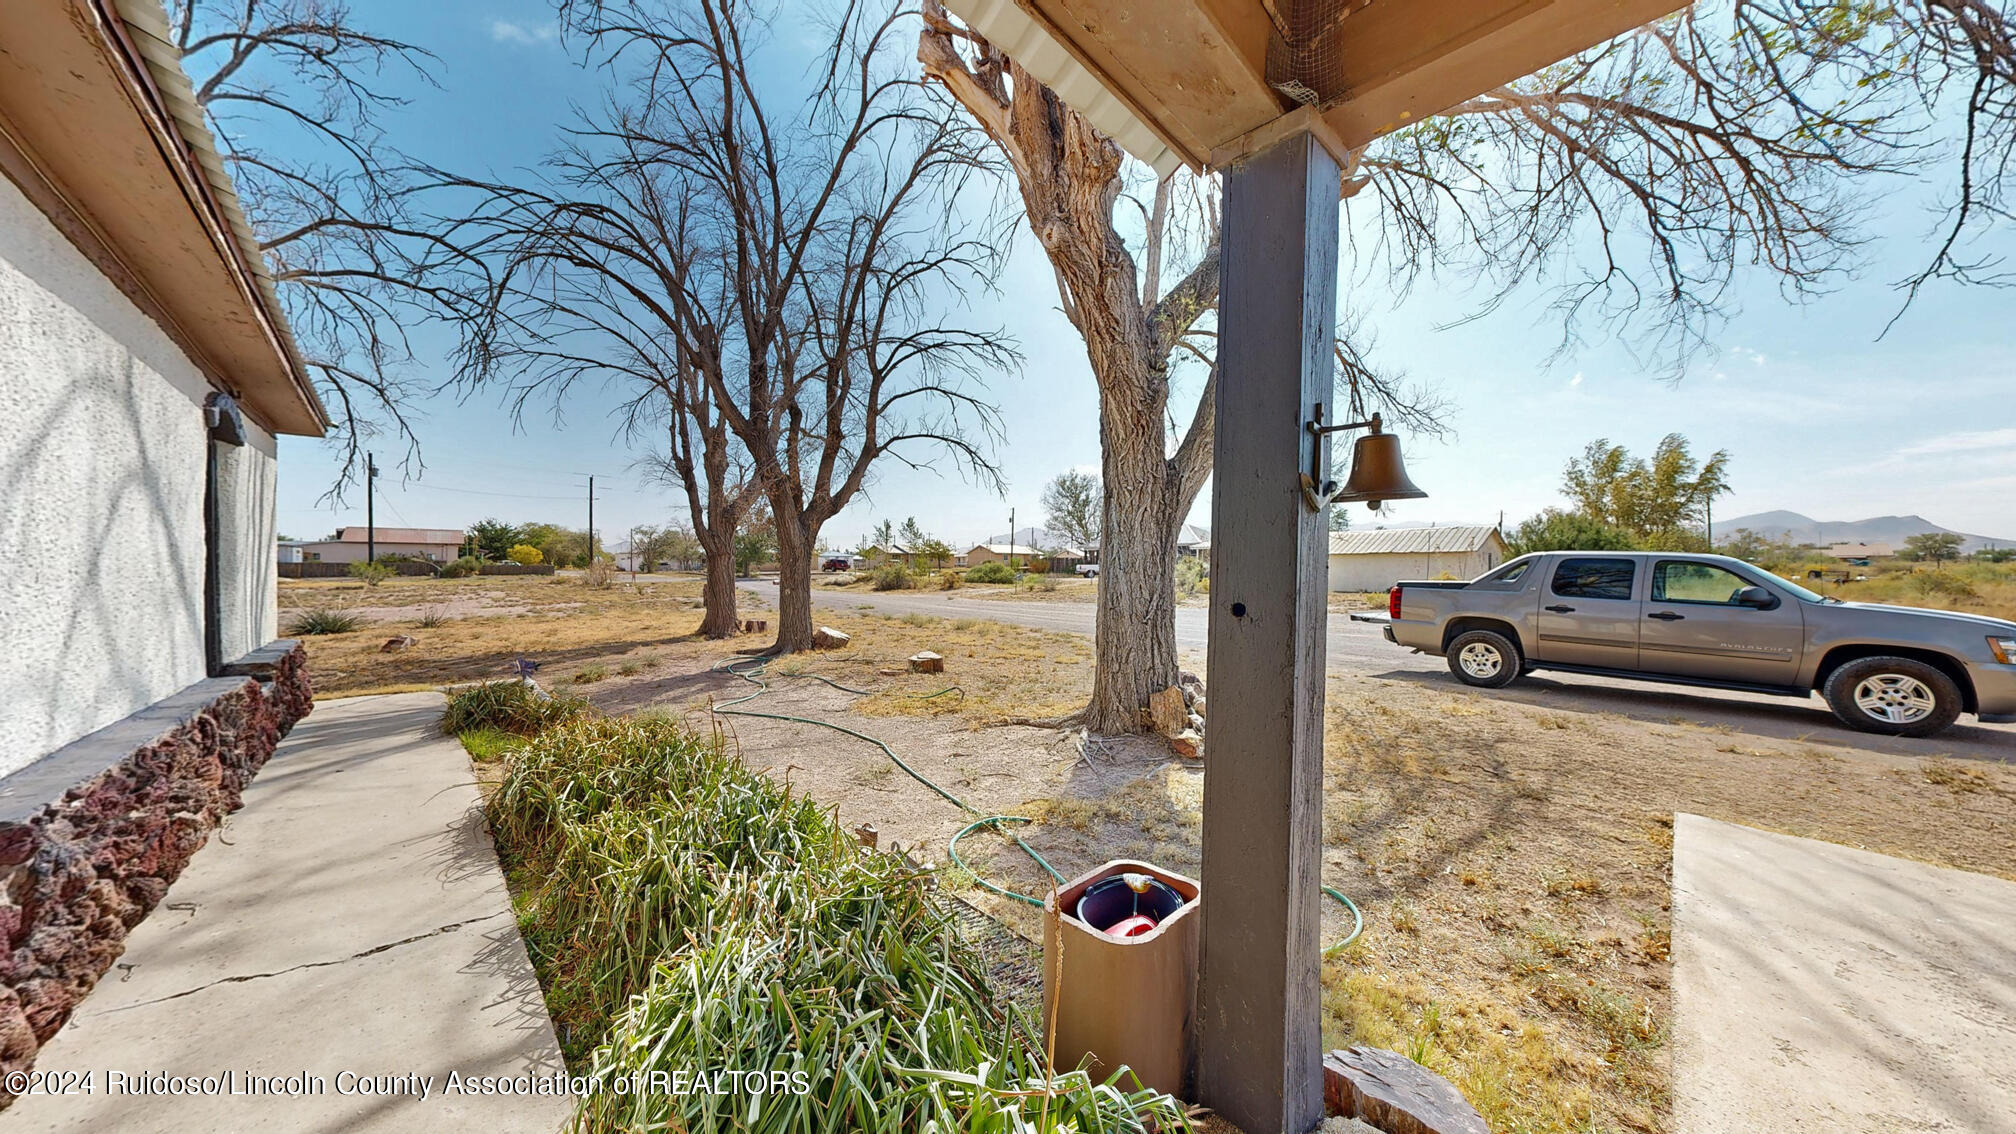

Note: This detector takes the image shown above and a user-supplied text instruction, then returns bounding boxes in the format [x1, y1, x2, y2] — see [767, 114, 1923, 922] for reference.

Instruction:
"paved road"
[743, 580, 2016, 760]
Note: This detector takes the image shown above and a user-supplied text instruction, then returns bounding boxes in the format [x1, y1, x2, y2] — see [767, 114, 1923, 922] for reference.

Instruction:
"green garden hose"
[708, 654, 1363, 948]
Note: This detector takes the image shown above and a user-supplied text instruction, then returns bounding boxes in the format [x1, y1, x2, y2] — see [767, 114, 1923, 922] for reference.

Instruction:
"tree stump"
[812, 626, 851, 649]
[1148, 686, 1188, 738]
[908, 651, 944, 674]
[1322, 1047, 1489, 1134]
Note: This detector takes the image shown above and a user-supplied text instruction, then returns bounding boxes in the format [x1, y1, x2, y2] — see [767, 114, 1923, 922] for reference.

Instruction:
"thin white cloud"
[489, 20, 557, 45]
[1895, 427, 2016, 458]
[1568, 371, 1583, 387]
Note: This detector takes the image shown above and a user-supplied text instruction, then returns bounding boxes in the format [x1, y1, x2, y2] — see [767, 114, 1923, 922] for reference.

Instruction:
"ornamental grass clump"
[489, 716, 1189, 1133]
[440, 680, 589, 737]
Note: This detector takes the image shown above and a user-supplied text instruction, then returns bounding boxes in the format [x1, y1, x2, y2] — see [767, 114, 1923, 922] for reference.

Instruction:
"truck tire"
[1821, 656, 1963, 737]
[1447, 629, 1522, 689]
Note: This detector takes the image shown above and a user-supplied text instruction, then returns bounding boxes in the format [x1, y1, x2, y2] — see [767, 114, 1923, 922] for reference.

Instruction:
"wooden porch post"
[1196, 125, 1339, 1134]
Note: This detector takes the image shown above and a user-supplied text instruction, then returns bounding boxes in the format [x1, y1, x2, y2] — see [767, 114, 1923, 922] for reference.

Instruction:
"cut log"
[1148, 686, 1188, 738]
[379, 635, 416, 653]
[908, 651, 945, 674]
[1171, 730, 1203, 759]
[812, 626, 852, 649]
[1322, 1047, 1489, 1134]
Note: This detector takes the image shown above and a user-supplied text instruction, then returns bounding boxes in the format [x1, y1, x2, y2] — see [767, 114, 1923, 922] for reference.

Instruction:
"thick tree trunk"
[1086, 433, 1183, 732]
[769, 514, 815, 653]
[697, 536, 740, 638]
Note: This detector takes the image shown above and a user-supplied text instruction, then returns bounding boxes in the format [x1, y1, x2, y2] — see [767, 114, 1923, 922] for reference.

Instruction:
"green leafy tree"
[871, 519, 897, 551]
[1715, 528, 1805, 569]
[735, 525, 778, 578]
[1039, 471, 1102, 550]
[507, 544, 544, 566]
[899, 517, 928, 549]
[1901, 532, 1964, 565]
[913, 537, 953, 571]
[469, 518, 523, 562]
[1563, 435, 1730, 540]
[1507, 509, 1638, 557]
[1976, 546, 2015, 563]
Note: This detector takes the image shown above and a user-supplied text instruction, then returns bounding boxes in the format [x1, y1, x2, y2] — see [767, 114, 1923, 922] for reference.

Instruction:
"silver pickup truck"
[1364, 551, 2016, 737]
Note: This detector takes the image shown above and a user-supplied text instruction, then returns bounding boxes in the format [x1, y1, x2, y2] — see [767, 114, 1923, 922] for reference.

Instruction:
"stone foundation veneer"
[0, 642, 311, 1099]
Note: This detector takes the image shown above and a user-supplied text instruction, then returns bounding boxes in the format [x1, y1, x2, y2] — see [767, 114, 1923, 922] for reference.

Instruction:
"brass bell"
[1333, 422, 1427, 509]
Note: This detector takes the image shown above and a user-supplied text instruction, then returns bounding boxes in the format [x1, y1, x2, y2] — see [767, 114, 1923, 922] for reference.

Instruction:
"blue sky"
[274, 4, 2016, 549]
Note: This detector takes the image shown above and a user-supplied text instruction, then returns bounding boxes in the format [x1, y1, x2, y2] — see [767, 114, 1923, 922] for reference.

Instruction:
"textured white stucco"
[0, 176, 278, 774]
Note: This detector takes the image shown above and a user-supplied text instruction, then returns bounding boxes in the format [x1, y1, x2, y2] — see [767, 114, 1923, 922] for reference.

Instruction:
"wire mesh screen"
[1265, 0, 1373, 107]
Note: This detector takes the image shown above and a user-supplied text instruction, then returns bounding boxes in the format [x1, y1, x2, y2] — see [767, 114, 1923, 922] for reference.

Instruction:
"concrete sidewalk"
[12, 693, 573, 1133]
[1673, 813, 2016, 1134]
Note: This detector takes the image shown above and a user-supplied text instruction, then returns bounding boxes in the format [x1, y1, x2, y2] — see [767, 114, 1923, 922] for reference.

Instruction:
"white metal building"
[1327, 526, 1509, 593]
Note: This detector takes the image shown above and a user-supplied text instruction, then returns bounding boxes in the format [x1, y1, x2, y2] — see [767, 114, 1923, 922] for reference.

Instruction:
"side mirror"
[1735, 586, 1778, 610]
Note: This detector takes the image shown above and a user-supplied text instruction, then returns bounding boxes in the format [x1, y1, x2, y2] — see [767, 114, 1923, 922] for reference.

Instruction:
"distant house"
[281, 527, 464, 565]
[1822, 541, 1893, 561]
[860, 543, 918, 568]
[1177, 524, 1211, 558]
[1327, 525, 1509, 592]
[964, 542, 1032, 567]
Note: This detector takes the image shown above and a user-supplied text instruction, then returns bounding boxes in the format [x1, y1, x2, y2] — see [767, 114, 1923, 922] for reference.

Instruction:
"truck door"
[1639, 560, 1805, 686]
[1533, 556, 1642, 669]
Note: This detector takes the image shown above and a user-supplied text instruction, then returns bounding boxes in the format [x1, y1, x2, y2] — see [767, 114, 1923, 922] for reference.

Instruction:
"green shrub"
[440, 681, 590, 737]
[871, 563, 916, 590]
[347, 560, 394, 586]
[1175, 556, 1208, 596]
[507, 543, 544, 565]
[285, 608, 363, 636]
[489, 716, 1189, 1131]
[417, 606, 449, 628]
[964, 560, 1015, 584]
[936, 570, 961, 590]
[441, 555, 483, 579]
[458, 726, 518, 762]
[1023, 574, 1060, 592]
[1908, 570, 1978, 600]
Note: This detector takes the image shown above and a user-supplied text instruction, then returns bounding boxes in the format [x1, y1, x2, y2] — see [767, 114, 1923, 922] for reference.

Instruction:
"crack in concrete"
[91, 911, 509, 1015]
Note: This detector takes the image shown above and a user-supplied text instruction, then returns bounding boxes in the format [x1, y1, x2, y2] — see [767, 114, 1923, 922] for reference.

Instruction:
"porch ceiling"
[943, 0, 1689, 174]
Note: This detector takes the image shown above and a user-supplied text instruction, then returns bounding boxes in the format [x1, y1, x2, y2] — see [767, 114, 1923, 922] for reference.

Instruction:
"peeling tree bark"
[923, 7, 1219, 732]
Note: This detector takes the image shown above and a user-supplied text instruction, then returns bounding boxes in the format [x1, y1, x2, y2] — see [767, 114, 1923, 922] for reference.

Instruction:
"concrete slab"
[1672, 813, 2016, 1134]
[10, 693, 573, 1133]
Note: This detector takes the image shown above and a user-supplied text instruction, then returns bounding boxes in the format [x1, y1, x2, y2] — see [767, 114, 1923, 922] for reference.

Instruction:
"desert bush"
[871, 563, 916, 590]
[507, 543, 545, 565]
[583, 560, 616, 588]
[1025, 558, 1050, 574]
[285, 608, 363, 636]
[417, 606, 449, 628]
[964, 560, 1015, 584]
[1023, 574, 1060, 592]
[347, 560, 394, 587]
[1908, 570, 1978, 600]
[936, 570, 961, 590]
[441, 555, 483, 579]
[1175, 557, 1209, 596]
[440, 680, 590, 737]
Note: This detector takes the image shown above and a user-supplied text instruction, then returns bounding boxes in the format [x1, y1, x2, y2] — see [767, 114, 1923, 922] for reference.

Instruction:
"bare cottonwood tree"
[445, 161, 761, 636]
[172, 0, 469, 490]
[465, 0, 1017, 653]
[922, 0, 2011, 732]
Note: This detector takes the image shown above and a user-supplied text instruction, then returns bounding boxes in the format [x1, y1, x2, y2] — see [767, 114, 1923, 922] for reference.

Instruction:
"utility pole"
[366, 452, 378, 563]
[587, 475, 595, 567]
[1009, 507, 1016, 568]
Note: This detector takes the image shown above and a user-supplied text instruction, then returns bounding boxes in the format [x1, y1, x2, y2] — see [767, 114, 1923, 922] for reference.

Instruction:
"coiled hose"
[710, 654, 1363, 951]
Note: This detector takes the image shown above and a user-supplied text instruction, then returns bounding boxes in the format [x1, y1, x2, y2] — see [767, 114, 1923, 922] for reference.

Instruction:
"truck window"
[1551, 557, 1635, 600]
[1475, 558, 1534, 585]
[1652, 561, 1753, 605]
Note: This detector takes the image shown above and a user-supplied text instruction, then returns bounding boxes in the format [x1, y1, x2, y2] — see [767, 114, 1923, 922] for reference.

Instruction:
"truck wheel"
[1447, 629, 1521, 689]
[1822, 656, 1963, 737]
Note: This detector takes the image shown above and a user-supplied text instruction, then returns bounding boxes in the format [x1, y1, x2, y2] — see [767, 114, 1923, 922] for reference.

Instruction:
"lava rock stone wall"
[0, 643, 311, 1099]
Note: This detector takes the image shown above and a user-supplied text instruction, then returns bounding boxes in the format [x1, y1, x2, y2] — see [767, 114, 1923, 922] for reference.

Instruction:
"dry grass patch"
[287, 574, 744, 697]
[764, 612, 1093, 723]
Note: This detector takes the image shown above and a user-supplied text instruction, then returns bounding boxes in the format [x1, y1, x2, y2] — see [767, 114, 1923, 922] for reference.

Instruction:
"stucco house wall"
[0, 177, 277, 774]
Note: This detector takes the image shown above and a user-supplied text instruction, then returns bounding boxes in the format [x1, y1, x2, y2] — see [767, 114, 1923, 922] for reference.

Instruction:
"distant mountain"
[1718, 510, 2011, 554]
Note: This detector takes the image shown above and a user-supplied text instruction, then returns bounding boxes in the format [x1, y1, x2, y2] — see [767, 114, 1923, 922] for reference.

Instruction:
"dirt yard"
[310, 577, 2015, 1134]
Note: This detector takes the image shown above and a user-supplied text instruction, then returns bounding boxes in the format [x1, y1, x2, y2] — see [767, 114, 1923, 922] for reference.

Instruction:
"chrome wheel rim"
[1458, 642, 1504, 680]
[1853, 674, 1937, 724]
